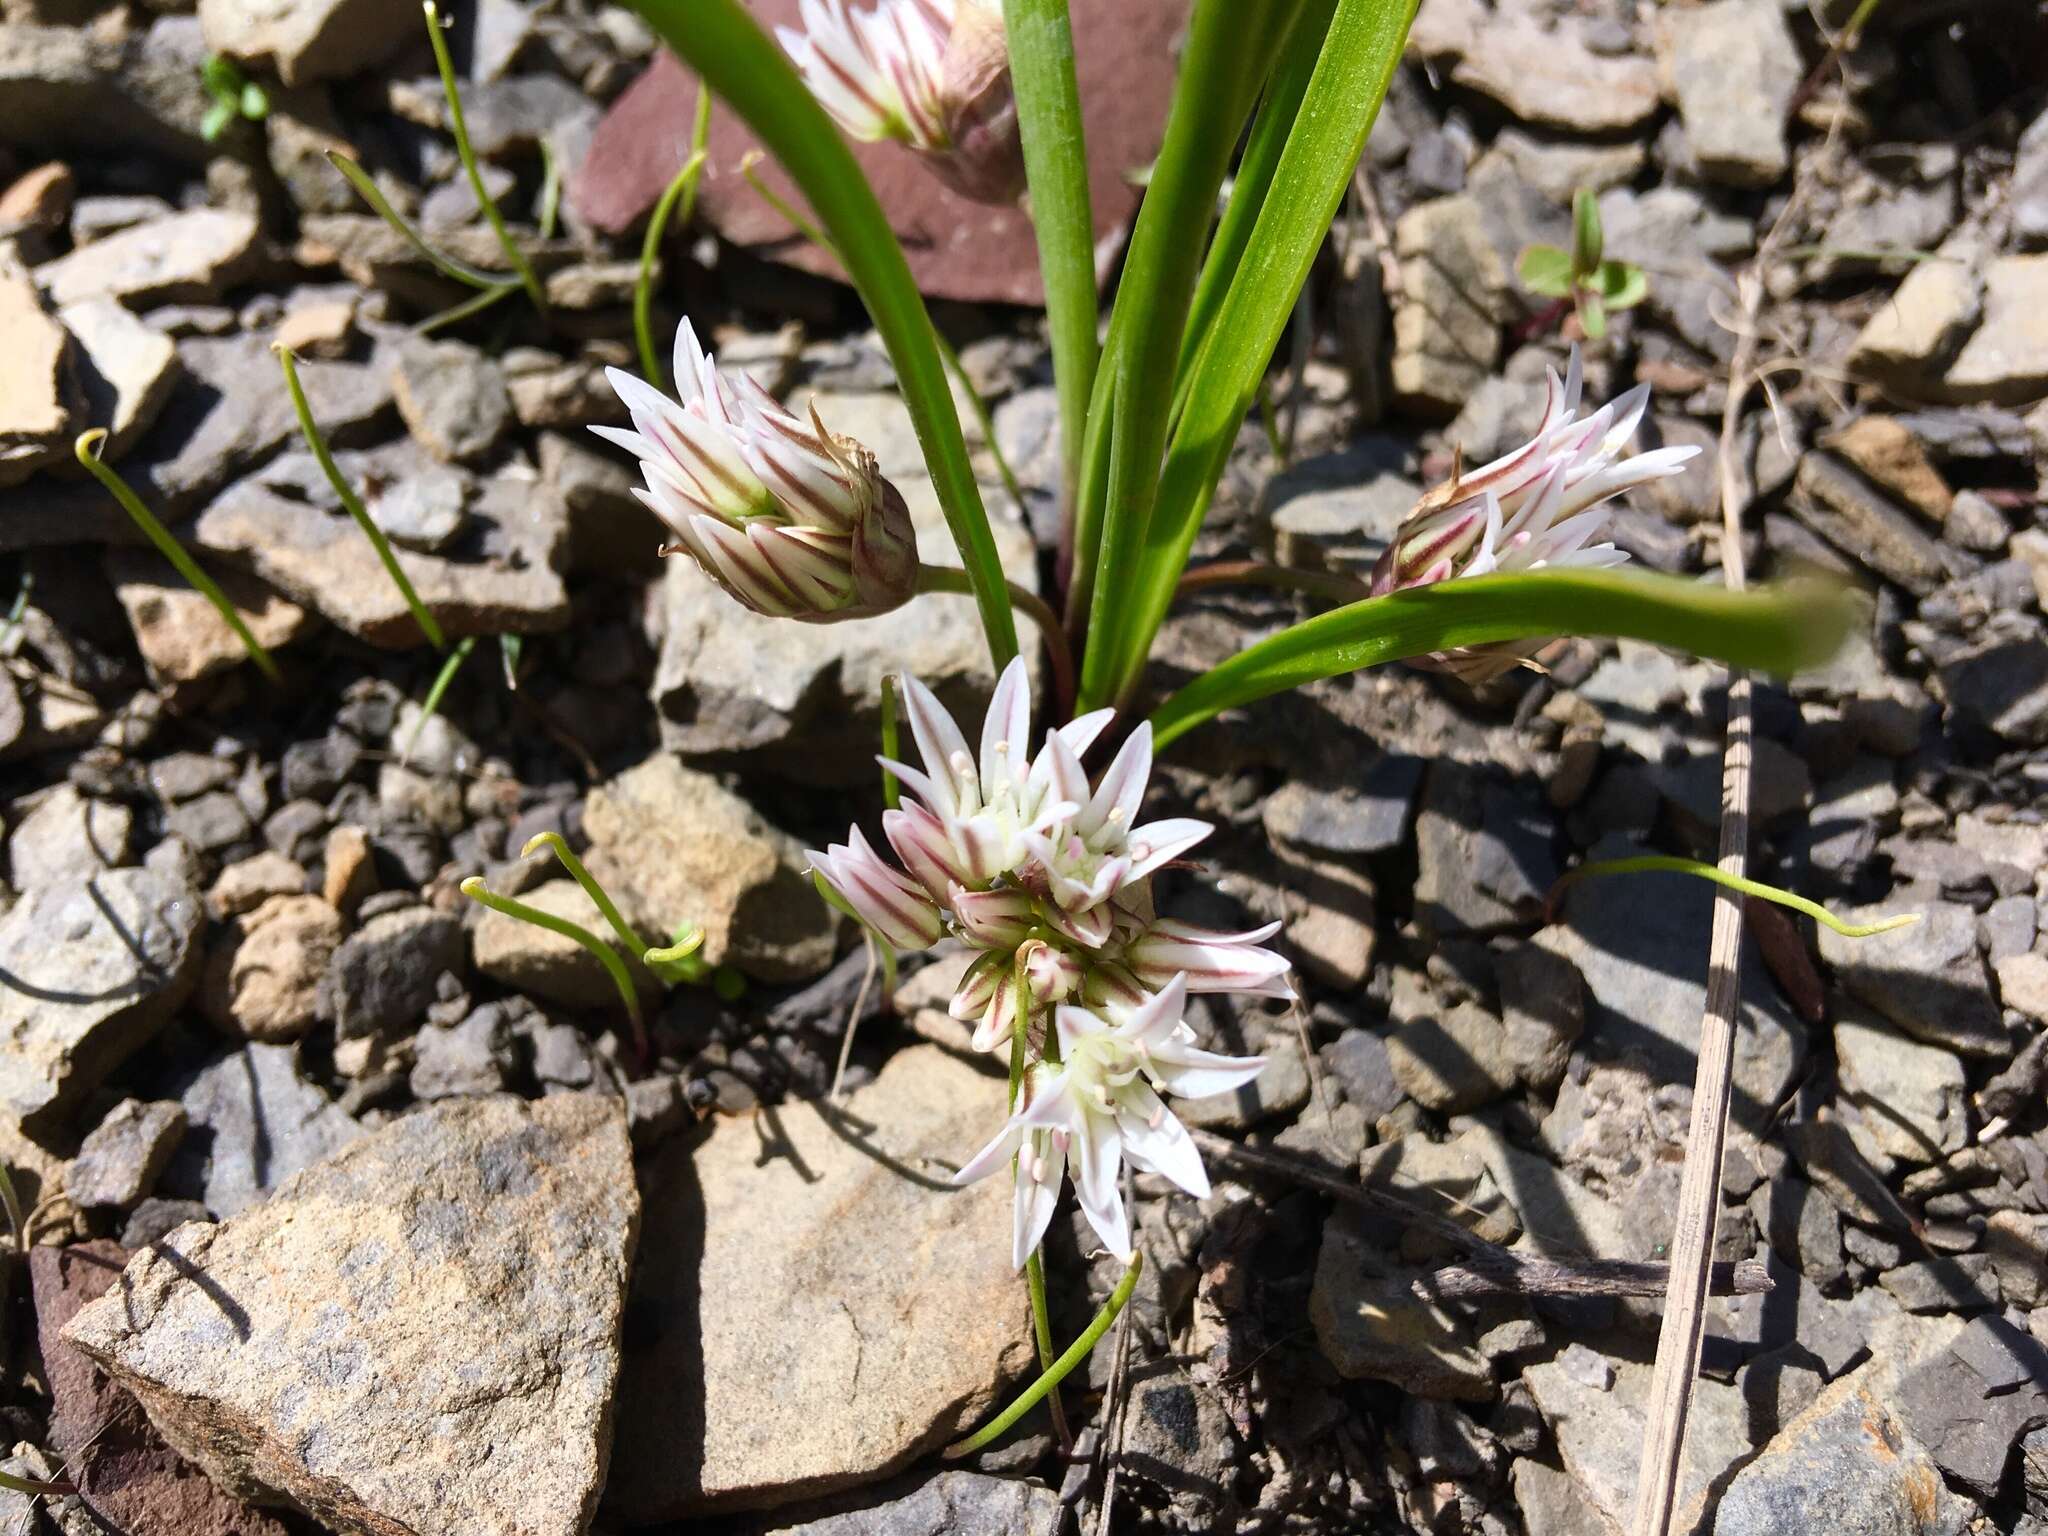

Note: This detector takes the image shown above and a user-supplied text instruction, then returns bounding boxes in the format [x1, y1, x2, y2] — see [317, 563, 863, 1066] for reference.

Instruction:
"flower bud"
[1371, 348, 1699, 683]
[595, 322, 918, 621]
[779, 0, 1025, 206]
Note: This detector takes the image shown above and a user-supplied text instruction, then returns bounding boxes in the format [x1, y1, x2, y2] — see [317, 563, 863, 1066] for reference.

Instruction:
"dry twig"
[1625, 96, 1835, 1536]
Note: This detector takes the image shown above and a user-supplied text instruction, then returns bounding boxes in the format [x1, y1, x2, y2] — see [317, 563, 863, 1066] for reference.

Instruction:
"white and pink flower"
[953, 976, 1265, 1268]
[805, 658, 1289, 1263]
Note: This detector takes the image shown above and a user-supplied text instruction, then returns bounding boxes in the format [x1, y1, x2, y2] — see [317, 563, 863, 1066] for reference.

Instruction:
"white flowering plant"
[612, 0, 1855, 1458]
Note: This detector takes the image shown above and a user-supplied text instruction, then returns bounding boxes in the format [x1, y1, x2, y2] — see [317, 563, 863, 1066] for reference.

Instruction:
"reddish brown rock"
[30, 1240, 296, 1536]
[570, 0, 1188, 306]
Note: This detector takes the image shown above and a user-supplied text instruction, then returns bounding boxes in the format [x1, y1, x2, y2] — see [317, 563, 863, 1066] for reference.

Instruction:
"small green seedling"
[75, 431, 279, 682]
[200, 55, 269, 143]
[1517, 188, 1647, 340]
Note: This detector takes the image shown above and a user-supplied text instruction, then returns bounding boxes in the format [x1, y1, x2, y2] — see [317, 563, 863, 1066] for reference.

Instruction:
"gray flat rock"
[64, 1092, 636, 1536]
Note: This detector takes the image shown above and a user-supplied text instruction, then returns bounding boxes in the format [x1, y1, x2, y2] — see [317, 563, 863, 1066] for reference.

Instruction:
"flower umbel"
[953, 976, 1265, 1268]
[778, 0, 1026, 204]
[595, 321, 918, 621]
[805, 658, 1288, 1265]
[1372, 348, 1700, 682]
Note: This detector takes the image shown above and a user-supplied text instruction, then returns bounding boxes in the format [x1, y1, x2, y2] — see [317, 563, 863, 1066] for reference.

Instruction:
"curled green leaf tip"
[1549, 855, 1919, 939]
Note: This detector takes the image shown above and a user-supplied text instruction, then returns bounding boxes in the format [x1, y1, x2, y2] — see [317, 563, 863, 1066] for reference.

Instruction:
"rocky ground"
[0, 0, 2046, 1531]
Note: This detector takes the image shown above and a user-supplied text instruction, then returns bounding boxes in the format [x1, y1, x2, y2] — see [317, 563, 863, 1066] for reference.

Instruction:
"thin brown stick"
[1625, 99, 1835, 1536]
[1419, 1256, 1771, 1302]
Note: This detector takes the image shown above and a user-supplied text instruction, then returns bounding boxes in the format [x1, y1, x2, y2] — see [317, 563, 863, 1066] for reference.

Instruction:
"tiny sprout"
[1517, 188, 1648, 340]
[460, 875, 648, 1059]
[200, 54, 269, 143]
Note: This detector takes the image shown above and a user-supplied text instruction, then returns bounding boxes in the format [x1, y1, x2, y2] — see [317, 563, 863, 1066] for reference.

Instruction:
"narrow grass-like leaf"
[422, 0, 545, 310]
[634, 147, 709, 387]
[1073, 0, 1302, 707]
[400, 634, 473, 765]
[276, 344, 445, 650]
[1106, 0, 1417, 706]
[1547, 856, 1918, 938]
[75, 432, 279, 683]
[461, 876, 645, 1054]
[327, 152, 509, 289]
[1003, 0, 1096, 507]
[634, 86, 712, 389]
[419, 280, 520, 334]
[1149, 571, 1855, 749]
[1171, 0, 1334, 404]
[522, 829, 646, 964]
[624, 0, 1016, 664]
[0, 1467, 73, 1497]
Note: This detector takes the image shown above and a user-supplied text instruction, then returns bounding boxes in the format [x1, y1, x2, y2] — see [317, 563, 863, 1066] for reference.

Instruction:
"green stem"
[1547, 856, 1920, 939]
[917, 565, 1075, 717]
[401, 635, 474, 765]
[1177, 559, 1372, 607]
[0, 1160, 24, 1252]
[945, 1251, 1143, 1457]
[879, 673, 902, 811]
[461, 876, 646, 1055]
[1024, 1248, 1073, 1449]
[276, 345, 445, 650]
[423, 0, 545, 310]
[75, 432, 279, 682]
[931, 328, 1030, 522]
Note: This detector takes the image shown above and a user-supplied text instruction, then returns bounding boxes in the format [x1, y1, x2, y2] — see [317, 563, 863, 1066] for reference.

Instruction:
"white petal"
[1011, 1130, 1066, 1270]
[900, 673, 975, 819]
[1150, 1041, 1267, 1100]
[980, 656, 1031, 801]
[1116, 1085, 1210, 1198]
[1082, 723, 1153, 838]
[1073, 1106, 1129, 1260]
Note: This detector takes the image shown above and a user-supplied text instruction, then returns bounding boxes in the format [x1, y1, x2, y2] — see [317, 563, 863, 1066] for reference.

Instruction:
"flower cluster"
[809, 658, 1289, 1268]
[777, 0, 1025, 204]
[596, 322, 918, 621]
[1372, 349, 1700, 683]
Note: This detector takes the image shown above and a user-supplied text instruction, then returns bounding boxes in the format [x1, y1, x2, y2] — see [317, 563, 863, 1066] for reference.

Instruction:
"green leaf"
[239, 80, 270, 120]
[1004, 0, 1097, 509]
[423, 0, 546, 312]
[201, 98, 235, 143]
[1577, 289, 1607, 338]
[1074, 0, 1309, 708]
[624, 0, 1017, 666]
[1591, 257, 1648, 309]
[1172, 0, 1336, 406]
[1570, 186, 1603, 277]
[1517, 243, 1574, 297]
[1094, 0, 1417, 708]
[200, 53, 240, 98]
[1148, 570, 1856, 750]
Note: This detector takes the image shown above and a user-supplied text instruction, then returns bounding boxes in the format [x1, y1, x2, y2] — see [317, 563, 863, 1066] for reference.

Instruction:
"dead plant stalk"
[1625, 171, 1808, 1536]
